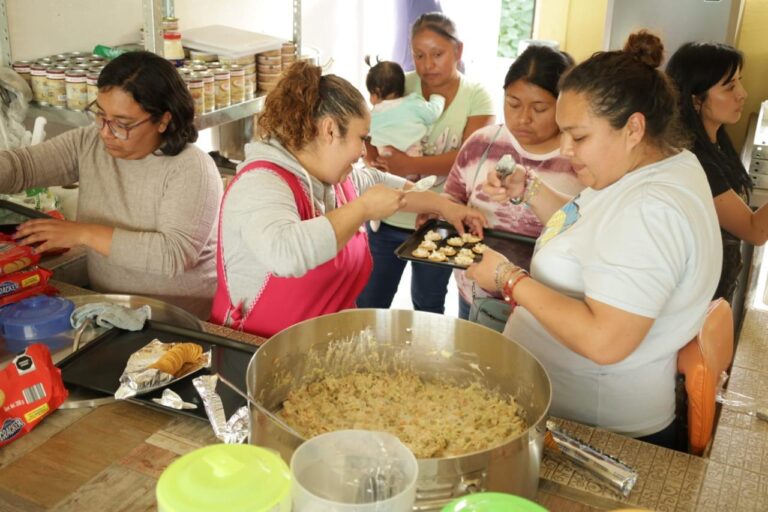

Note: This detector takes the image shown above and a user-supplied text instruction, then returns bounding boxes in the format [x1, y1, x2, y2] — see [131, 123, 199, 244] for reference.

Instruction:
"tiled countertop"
[2, 275, 767, 511]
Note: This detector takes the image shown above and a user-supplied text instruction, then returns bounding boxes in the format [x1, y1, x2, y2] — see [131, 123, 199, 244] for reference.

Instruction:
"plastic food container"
[441, 492, 548, 511]
[156, 444, 291, 512]
[290, 430, 418, 512]
[0, 295, 74, 341]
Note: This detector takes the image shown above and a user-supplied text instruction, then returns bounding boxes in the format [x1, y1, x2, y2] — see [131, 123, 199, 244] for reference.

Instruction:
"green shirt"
[385, 72, 494, 229]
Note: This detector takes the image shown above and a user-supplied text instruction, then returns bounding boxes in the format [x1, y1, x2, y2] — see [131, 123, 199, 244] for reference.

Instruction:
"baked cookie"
[419, 240, 438, 251]
[472, 243, 488, 254]
[458, 248, 475, 259]
[462, 233, 482, 244]
[446, 236, 464, 247]
[428, 250, 448, 262]
[412, 247, 430, 258]
[454, 254, 474, 267]
[439, 246, 457, 256]
[423, 230, 443, 242]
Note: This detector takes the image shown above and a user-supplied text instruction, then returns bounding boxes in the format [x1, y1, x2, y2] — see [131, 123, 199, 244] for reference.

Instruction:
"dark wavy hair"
[666, 42, 750, 197]
[97, 51, 196, 156]
[257, 61, 367, 151]
[365, 56, 405, 99]
[559, 30, 686, 150]
[504, 44, 574, 97]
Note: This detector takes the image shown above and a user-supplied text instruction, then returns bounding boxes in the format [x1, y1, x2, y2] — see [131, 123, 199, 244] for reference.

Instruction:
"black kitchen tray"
[395, 219, 537, 270]
[0, 198, 52, 234]
[56, 320, 258, 421]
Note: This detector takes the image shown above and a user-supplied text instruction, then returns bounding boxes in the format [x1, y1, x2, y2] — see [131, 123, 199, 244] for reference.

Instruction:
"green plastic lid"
[156, 444, 291, 512]
[441, 492, 548, 512]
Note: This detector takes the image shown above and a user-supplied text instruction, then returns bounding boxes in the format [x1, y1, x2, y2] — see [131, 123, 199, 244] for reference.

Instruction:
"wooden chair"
[677, 299, 734, 455]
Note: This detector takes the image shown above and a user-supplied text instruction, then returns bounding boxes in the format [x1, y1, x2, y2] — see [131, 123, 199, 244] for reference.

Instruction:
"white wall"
[6, 0, 295, 62]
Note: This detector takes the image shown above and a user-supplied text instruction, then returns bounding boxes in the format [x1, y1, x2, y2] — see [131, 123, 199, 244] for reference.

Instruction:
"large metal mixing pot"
[246, 309, 551, 510]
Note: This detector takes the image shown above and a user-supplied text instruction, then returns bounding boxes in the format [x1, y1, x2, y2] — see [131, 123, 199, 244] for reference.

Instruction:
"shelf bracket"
[0, 0, 11, 67]
[142, 0, 164, 56]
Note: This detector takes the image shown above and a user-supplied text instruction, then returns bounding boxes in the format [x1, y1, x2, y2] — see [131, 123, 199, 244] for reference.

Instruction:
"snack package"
[0, 283, 58, 307]
[0, 239, 40, 276]
[0, 344, 69, 447]
[0, 266, 52, 298]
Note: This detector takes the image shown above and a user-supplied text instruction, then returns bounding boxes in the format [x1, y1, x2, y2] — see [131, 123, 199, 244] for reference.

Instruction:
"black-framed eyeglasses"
[85, 101, 153, 141]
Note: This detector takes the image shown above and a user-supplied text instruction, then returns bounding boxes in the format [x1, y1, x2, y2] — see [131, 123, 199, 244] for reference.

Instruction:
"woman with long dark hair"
[666, 42, 764, 302]
[1, 51, 222, 317]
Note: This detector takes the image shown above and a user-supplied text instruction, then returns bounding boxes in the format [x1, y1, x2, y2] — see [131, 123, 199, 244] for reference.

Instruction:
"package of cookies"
[0, 240, 40, 277]
[0, 344, 69, 448]
[0, 267, 52, 299]
[115, 339, 211, 399]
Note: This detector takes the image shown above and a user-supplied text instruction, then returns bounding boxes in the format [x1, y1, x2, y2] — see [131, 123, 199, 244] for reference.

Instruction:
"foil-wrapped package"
[193, 374, 249, 444]
[115, 339, 211, 399]
[545, 420, 638, 497]
[152, 389, 197, 410]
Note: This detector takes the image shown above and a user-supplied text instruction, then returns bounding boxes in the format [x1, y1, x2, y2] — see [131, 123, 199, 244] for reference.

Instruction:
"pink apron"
[209, 160, 372, 338]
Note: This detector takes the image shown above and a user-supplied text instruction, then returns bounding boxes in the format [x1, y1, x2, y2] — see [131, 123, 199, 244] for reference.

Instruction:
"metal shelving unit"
[0, 0, 302, 130]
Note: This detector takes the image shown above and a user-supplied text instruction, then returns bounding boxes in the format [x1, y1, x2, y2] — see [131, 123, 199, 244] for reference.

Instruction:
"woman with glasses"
[0, 51, 222, 318]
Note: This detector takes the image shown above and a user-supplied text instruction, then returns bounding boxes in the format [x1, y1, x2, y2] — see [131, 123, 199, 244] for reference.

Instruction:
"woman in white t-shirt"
[466, 31, 722, 450]
[442, 44, 582, 319]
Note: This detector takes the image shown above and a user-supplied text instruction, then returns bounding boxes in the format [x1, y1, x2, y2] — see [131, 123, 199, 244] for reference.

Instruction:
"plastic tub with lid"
[156, 444, 291, 512]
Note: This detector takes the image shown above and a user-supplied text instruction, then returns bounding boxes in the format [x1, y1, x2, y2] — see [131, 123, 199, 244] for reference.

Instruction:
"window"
[497, 0, 536, 58]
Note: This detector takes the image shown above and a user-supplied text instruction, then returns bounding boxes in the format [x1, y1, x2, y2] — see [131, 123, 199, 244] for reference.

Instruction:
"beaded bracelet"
[494, 262, 517, 292]
[510, 172, 541, 206]
[502, 269, 530, 309]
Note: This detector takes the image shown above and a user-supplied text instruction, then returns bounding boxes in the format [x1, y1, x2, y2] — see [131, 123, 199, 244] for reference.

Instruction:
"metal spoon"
[370, 175, 437, 231]
[216, 373, 304, 439]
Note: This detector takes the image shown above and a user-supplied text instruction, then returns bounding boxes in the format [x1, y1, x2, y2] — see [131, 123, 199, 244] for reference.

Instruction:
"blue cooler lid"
[0, 296, 75, 341]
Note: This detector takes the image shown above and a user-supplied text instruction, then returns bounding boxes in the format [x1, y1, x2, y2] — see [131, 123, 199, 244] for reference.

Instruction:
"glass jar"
[201, 71, 214, 113]
[187, 73, 205, 116]
[30, 63, 48, 104]
[46, 65, 67, 108]
[243, 63, 256, 101]
[163, 31, 185, 67]
[162, 16, 179, 32]
[213, 68, 231, 109]
[86, 68, 101, 105]
[228, 64, 245, 104]
[11, 61, 32, 89]
[65, 68, 88, 110]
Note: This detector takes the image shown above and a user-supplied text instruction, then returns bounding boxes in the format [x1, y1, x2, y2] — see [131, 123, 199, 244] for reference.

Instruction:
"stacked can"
[256, 50, 282, 93]
[19, 52, 104, 110]
[281, 42, 297, 72]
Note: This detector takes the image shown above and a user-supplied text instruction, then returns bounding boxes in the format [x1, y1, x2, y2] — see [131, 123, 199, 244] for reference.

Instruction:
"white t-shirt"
[504, 150, 722, 437]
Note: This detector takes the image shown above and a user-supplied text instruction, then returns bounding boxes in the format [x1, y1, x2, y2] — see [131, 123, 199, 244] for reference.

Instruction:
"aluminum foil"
[151, 389, 197, 410]
[193, 374, 249, 444]
[114, 339, 211, 399]
[546, 420, 638, 497]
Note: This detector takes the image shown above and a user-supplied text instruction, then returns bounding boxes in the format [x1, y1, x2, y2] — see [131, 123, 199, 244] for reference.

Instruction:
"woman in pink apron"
[210, 61, 485, 338]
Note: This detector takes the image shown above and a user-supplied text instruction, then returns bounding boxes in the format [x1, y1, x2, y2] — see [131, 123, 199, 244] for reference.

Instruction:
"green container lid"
[156, 444, 291, 512]
[441, 492, 548, 512]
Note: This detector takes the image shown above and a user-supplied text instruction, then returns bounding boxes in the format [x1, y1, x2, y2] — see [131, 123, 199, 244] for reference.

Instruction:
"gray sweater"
[222, 140, 405, 311]
[0, 126, 222, 318]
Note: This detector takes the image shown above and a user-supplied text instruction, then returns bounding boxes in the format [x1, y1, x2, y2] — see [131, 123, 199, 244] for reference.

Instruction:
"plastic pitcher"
[290, 430, 418, 512]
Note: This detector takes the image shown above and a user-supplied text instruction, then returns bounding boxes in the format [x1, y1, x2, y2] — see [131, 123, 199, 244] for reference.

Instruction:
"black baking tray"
[395, 219, 537, 270]
[56, 320, 258, 421]
[0, 198, 52, 234]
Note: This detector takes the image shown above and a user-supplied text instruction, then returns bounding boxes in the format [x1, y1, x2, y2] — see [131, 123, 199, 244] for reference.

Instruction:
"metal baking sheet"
[56, 321, 257, 421]
[395, 219, 537, 270]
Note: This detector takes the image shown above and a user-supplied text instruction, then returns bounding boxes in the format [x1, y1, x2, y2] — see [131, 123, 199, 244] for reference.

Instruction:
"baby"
[365, 57, 444, 157]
